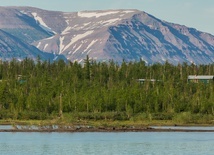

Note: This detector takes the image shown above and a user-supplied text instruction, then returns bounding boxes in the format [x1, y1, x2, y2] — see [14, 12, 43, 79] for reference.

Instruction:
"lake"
[0, 131, 214, 155]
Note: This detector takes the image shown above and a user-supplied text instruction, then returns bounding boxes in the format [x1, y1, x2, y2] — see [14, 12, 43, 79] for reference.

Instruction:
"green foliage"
[0, 58, 213, 122]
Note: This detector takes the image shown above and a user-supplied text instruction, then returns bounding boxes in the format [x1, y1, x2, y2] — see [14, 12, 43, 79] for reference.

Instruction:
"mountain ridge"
[0, 6, 213, 64]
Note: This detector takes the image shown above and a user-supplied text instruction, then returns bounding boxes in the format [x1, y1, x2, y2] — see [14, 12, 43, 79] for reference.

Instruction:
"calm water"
[0, 132, 214, 155]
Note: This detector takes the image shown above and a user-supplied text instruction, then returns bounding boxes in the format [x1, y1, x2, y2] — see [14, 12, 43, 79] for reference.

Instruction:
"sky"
[1, 0, 214, 35]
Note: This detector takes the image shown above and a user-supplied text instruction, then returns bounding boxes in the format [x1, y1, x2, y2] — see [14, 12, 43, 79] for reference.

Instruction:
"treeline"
[0, 57, 213, 121]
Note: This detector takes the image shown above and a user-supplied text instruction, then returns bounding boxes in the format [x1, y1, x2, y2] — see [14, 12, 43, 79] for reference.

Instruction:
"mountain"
[0, 7, 66, 62]
[0, 6, 213, 64]
[0, 29, 62, 61]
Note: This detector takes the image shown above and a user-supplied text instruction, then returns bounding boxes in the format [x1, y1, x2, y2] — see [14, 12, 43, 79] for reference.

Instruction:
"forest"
[0, 56, 214, 124]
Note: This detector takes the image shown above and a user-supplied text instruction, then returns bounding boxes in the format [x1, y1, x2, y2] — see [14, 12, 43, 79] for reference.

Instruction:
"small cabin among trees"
[188, 75, 214, 84]
[137, 79, 161, 84]
[17, 75, 27, 84]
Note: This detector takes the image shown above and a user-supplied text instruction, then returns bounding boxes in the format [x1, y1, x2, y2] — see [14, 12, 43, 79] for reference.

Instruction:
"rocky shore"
[1, 125, 214, 132]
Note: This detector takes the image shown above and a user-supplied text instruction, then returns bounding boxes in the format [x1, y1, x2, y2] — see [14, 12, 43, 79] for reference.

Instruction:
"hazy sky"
[1, 0, 214, 34]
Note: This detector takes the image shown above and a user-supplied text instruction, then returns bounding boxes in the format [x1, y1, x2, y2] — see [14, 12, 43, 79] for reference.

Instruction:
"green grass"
[0, 112, 214, 127]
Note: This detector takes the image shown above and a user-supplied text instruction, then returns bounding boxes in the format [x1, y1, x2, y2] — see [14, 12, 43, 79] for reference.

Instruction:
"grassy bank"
[0, 112, 214, 127]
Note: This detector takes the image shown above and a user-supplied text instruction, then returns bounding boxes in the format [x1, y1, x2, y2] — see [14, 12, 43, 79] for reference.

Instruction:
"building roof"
[188, 75, 214, 80]
[137, 79, 156, 82]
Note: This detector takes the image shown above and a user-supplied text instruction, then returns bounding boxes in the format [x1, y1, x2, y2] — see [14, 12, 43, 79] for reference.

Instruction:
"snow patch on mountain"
[123, 10, 136, 13]
[37, 42, 41, 48]
[62, 26, 72, 35]
[59, 36, 65, 54]
[45, 35, 55, 40]
[78, 11, 120, 18]
[84, 40, 97, 52]
[20, 10, 28, 15]
[31, 12, 57, 34]
[63, 30, 94, 52]
[73, 44, 82, 54]
[44, 44, 48, 50]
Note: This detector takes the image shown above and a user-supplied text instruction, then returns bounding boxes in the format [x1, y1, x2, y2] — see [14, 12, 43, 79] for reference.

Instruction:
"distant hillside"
[0, 29, 60, 61]
[0, 6, 213, 64]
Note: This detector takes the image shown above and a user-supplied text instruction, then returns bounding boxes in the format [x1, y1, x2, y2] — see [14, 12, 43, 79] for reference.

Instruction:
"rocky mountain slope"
[0, 6, 213, 64]
[0, 29, 58, 61]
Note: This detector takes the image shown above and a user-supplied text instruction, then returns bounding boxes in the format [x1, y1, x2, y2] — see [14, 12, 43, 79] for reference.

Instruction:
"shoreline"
[0, 119, 214, 132]
[1, 126, 214, 133]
